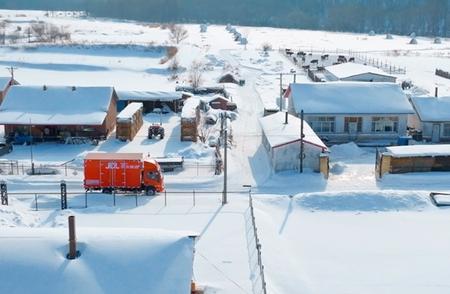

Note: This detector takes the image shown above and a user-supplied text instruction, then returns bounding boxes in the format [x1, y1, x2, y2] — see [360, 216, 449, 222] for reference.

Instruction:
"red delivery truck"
[84, 152, 164, 195]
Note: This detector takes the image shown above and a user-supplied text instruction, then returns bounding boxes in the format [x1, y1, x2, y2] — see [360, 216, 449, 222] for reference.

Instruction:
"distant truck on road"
[84, 153, 164, 195]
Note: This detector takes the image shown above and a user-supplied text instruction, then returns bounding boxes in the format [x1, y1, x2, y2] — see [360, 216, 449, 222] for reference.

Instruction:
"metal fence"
[247, 194, 267, 294]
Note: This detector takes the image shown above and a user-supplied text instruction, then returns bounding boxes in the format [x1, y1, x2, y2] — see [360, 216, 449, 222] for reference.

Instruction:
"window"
[309, 116, 335, 133]
[344, 117, 362, 133]
[443, 123, 450, 137]
[371, 117, 398, 133]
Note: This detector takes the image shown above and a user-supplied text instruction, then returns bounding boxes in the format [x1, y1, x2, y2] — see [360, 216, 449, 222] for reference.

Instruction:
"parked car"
[0, 141, 13, 156]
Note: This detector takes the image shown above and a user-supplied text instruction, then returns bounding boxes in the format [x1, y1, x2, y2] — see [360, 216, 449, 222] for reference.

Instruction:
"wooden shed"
[181, 98, 200, 142]
[376, 144, 450, 178]
[116, 102, 143, 141]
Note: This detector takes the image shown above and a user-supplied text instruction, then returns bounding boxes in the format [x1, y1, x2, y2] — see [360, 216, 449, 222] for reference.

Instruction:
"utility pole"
[300, 110, 304, 173]
[29, 118, 34, 175]
[222, 129, 228, 205]
[279, 73, 283, 111]
[6, 66, 17, 81]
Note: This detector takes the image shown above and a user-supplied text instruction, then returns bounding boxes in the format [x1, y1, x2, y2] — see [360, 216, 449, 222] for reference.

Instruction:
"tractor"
[148, 124, 165, 139]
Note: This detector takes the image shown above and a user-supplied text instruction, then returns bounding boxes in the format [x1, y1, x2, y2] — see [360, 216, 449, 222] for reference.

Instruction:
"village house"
[286, 82, 415, 144]
[117, 90, 189, 113]
[259, 112, 328, 174]
[0, 227, 196, 294]
[324, 62, 397, 83]
[0, 76, 19, 104]
[0, 85, 117, 143]
[409, 95, 450, 143]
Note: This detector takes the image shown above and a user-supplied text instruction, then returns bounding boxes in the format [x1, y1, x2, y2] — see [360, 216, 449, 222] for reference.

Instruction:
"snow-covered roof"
[0, 85, 115, 125]
[181, 97, 200, 119]
[260, 112, 327, 150]
[200, 94, 230, 103]
[117, 90, 183, 102]
[325, 62, 395, 80]
[117, 102, 143, 121]
[287, 82, 414, 115]
[0, 228, 195, 294]
[410, 96, 450, 122]
[385, 144, 450, 157]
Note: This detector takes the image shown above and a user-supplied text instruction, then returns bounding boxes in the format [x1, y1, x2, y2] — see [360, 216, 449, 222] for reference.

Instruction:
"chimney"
[435, 87, 438, 98]
[67, 216, 79, 259]
[72, 86, 76, 91]
[284, 111, 288, 124]
[43, 85, 47, 91]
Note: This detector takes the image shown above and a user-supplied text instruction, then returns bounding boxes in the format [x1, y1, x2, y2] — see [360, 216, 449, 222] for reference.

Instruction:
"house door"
[432, 124, 441, 143]
[348, 122, 358, 134]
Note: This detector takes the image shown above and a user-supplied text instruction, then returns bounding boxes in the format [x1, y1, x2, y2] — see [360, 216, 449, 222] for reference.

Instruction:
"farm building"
[0, 76, 19, 104]
[116, 102, 144, 141]
[181, 97, 200, 142]
[377, 144, 450, 178]
[259, 112, 328, 174]
[324, 62, 397, 83]
[0, 85, 117, 142]
[117, 90, 189, 113]
[410, 96, 450, 143]
[286, 82, 415, 144]
[0, 227, 196, 294]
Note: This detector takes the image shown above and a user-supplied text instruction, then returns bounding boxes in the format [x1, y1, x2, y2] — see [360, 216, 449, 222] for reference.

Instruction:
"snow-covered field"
[0, 9, 450, 294]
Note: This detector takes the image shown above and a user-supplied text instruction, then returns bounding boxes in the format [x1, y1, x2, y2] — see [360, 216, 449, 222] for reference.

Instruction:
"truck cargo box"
[84, 153, 143, 189]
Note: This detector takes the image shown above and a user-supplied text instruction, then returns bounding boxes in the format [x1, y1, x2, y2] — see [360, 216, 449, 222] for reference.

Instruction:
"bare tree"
[169, 25, 188, 44]
[0, 21, 7, 45]
[168, 57, 180, 80]
[189, 61, 204, 89]
[31, 22, 47, 42]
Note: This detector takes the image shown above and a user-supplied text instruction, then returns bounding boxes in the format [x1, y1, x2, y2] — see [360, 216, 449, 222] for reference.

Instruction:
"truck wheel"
[145, 186, 156, 196]
[160, 135, 164, 139]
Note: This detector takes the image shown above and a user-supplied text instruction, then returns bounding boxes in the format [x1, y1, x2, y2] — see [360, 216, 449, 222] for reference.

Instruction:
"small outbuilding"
[324, 62, 397, 83]
[218, 73, 239, 84]
[116, 102, 144, 141]
[201, 95, 236, 111]
[0, 85, 117, 142]
[377, 144, 450, 178]
[260, 112, 328, 175]
[410, 96, 450, 143]
[181, 97, 200, 142]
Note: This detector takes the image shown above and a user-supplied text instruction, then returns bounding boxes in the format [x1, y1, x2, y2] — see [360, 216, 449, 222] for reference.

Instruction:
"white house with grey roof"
[286, 82, 415, 144]
[410, 96, 450, 143]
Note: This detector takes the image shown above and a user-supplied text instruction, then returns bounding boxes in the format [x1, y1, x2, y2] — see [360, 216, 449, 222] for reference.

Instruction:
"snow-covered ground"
[0, 9, 450, 294]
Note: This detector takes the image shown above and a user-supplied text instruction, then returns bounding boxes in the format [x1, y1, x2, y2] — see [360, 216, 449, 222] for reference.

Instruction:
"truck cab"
[143, 159, 165, 194]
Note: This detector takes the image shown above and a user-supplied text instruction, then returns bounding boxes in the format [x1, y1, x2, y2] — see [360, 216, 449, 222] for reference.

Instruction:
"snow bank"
[294, 191, 429, 212]
[0, 197, 40, 227]
[330, 142, 366, 159]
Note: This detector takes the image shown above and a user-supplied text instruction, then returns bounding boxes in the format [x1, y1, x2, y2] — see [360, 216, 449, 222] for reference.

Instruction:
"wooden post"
[300, 110, 304, 173]
[67, 216, 79, 259]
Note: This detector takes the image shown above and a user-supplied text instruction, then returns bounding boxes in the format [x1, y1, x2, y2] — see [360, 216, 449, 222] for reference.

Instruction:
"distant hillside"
[0, 0, 448, 37]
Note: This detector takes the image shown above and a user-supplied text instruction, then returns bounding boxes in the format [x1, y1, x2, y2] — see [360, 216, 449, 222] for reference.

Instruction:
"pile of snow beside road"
[0, 197, 40, 227]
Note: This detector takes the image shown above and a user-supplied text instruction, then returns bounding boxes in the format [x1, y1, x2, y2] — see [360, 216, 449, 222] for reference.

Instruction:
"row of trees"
[0, 21, 71, 44]
[0, 0, 448, 36]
